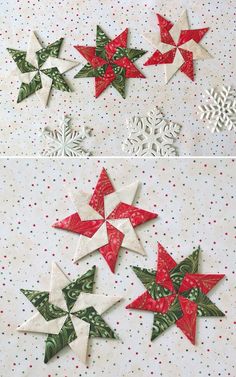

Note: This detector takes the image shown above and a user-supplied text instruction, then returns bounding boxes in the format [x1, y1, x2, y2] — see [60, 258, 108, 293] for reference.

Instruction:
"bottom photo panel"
[1, 158, 235, 377]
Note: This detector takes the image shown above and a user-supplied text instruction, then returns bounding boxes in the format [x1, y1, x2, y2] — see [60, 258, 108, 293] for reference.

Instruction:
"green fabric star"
[18, 264, 120, 363]
[7, 32, 77, 105]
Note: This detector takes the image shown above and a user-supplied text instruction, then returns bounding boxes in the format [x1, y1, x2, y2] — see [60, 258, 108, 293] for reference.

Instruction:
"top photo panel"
[0, 0, 235, 157]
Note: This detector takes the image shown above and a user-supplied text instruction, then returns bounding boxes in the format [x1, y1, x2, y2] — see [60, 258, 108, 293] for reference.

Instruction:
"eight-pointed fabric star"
[74, 26, 146, 98]
[7, 32, 78, 106]
[53, 168, 157, 273]
[144, 10, 211, 83]
[126, 243, 225, 344]
[18, 263, 121, 364]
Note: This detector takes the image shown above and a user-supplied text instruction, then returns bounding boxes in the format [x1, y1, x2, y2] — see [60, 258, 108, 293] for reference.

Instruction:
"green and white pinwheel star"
[7, 32, 78, 106]
[18, 263, 121, 364]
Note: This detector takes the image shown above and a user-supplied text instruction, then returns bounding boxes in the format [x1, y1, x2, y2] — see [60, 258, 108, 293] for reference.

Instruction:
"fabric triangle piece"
[99, 222, 124, 273]
[180, 40, 212, 60]
[18, 71, 37, 85]
[143, 32, 160, 48]
[69, 190, 103, 221]
[108, 218, 145, 255]
[36, 72, 53, 107]
[104, 181, 139, 218]
[72, 292, 121, 315]
[26, 31, 42, 67]
[176, 296, 197, 344]
[165, 49, 184, 83]
[17, 312, 67, 334]
[169, 10, 189, 43]
[49, 262, 70, 311]
[74, 222, 108, 261]
[41, 56, 79, 73]
[69, 316, 90, 364]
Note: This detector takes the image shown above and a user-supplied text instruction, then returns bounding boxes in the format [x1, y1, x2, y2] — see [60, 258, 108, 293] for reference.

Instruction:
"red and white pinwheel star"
[144, 10, 211, 83]
[126, 243, 225, 344]
[53, 168, 157, 273]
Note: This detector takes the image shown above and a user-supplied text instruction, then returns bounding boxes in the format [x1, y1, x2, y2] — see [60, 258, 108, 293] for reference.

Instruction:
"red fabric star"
[53, 168, 157, 272]
[144, 11, 210, 81]
[74, 26, 146, 98]
[127, 243, 225, 344]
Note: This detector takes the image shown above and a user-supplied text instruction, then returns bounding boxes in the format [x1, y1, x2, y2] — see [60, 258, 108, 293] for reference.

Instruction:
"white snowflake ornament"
[123, 107, 181, 156]
[199, 86, 236, 133]
[41, 115, 92, 156]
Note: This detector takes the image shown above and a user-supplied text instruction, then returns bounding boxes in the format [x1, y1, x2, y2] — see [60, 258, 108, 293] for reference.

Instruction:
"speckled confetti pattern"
[0, 0, 235, 156]
[0, 158, 235, 376]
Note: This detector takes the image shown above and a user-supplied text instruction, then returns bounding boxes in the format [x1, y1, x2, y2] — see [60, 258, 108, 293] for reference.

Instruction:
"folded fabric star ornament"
[53, 168, 157, 273]
[144, 10, 211, 83]
[7, 32, 78, 105]
[74, 26, 146, 98]
[126, 243, 225, 344]
[18, 263, 121, 364]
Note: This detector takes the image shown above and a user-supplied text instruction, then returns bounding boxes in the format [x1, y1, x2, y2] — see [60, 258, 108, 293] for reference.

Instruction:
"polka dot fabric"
[0, 0, 235, 156]
[0, 158, 235, 376]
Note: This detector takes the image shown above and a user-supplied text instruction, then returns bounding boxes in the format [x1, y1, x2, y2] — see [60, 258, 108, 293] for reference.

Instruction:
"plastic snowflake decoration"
[7, 32, 78, 106]
[123, 106, 181, 156]
[127, 243, 225, 344]
[41, 115, 92, 157]
[199, 86, 236, 132]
